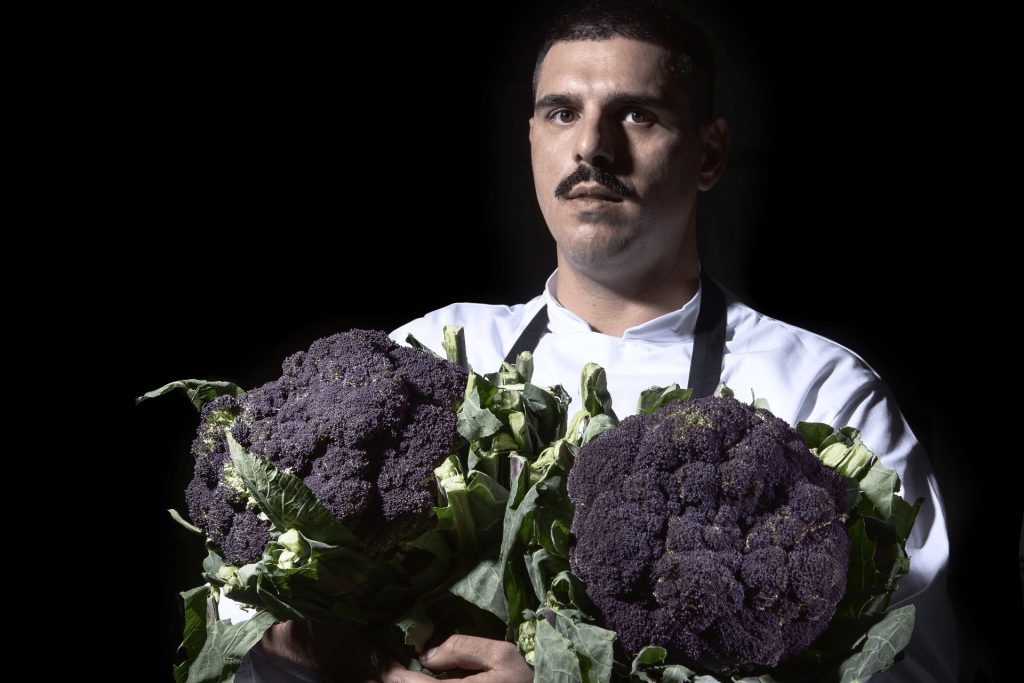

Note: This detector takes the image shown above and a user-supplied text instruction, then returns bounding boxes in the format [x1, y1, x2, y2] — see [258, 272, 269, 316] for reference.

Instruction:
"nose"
[573, 114, 615, 167]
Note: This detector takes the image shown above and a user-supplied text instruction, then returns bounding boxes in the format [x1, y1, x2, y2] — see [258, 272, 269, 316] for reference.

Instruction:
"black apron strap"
[502, 271, 728, 397]
[686, 270, 727, 398]
[503, 303, 551, 365]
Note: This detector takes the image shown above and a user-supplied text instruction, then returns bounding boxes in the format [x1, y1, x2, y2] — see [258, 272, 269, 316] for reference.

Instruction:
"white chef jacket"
[230, 269, 957, 682]
[390, 270, 957, 682]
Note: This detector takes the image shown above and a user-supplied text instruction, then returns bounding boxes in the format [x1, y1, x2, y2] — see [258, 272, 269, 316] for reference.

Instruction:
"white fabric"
[230, 268, 957, 681]
[218, 586, 258, 623]
[388, 269, 957, 682]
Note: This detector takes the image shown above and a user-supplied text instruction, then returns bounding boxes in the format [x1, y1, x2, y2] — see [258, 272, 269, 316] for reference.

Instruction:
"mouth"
[567, 196, 622, 211]
[564, 184, 624, 203]
[569, 194, 622, 203]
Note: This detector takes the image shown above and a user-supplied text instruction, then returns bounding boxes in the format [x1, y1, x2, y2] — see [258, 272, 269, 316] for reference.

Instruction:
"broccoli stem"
[445, 483, 478, 569]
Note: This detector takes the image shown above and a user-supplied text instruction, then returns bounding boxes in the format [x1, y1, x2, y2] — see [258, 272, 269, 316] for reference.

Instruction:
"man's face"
[529, 37, 713, 273]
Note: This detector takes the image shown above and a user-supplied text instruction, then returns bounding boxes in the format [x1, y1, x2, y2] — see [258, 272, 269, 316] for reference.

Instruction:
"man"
[236, 1, 958, 680]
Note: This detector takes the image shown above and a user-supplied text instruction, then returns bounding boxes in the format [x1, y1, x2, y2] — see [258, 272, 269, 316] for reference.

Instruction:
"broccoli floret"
[566, 396, 848, 677]
[517, 618, 537, 665]
[184, 329, 467, 565]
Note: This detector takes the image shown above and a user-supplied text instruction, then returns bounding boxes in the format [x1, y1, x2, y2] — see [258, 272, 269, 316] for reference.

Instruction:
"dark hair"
[532, 0, 715, 130]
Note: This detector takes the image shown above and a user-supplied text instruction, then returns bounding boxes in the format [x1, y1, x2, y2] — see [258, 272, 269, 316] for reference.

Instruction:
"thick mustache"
[554, 165, 635, 200]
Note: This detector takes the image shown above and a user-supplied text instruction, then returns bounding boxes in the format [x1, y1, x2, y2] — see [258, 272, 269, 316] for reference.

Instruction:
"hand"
[379, 634, 533, 682]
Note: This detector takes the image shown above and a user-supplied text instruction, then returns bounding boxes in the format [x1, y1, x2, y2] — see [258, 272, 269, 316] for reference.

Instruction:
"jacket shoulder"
[389, 297, 545, 369]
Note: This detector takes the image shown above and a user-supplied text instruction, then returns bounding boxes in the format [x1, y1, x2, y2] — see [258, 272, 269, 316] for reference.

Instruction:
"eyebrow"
[533, 91, 670, 113]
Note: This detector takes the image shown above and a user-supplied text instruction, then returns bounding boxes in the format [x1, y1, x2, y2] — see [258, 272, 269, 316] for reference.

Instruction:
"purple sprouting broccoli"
[566, 396, 849, 677]
[185, 329, 467, 565]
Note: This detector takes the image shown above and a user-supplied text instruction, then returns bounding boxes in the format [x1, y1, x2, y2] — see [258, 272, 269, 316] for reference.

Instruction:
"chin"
[559, 232, 638, 268]
[546, 209, 643, 263]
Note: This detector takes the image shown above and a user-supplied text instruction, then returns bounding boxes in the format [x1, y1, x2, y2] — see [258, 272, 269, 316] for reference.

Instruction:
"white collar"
[542, 268, 703, 343]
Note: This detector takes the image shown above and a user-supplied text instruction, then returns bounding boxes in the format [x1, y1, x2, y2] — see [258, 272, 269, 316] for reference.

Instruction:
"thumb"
[420, 634, 522, 671]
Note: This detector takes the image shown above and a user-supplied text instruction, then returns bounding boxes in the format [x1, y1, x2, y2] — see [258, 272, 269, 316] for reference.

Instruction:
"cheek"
[532, 147, 568, 211]
[637, 141, 698, 199]
[531, 142, 560, 184]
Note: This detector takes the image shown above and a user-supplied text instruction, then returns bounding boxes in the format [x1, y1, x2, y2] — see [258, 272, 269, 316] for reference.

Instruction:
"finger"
[419, 634, 524, 672]
[423, 667, 532, 683]
[378, 658, 440, 683]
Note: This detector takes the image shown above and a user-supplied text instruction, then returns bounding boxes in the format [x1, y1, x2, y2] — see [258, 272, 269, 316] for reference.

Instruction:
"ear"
[698, 117, 730, 191]
[528, 116, 535, 145]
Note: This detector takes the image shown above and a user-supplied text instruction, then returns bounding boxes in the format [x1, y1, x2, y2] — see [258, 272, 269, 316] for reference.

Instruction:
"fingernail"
[422, 647, 438, 662]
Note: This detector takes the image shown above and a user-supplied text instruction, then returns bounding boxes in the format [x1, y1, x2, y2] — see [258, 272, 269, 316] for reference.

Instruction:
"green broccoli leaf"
[628, 645, 700, 682]
[505, 560, 534, 630]
[839, 518, 882, 621]
[526, 548, 555, 603]
[201, 542, 226, 582]
[631, 645, 668, 669]
[253, 574, 307, 622]
[581, 363, 618, 422]
[459, 374, 505, 441]
[892, 496, 923, 543]
[435, 456, 479, 564]
[582, 413, 617, 444]
[549, 571, 593, 613]
[449, 554, 508, 621]
[516, 351, 535, 383]
[795, 421, 835, 450]
[136, 379, 245, 412]
[817, 441, 873, 480]
[535, 617, 585, 682]
[837, 605, 915, 682]
[548, 610, 616, 683]
[465, 470, 510, 535]
[856, 462, 900, 520]
[551, 519, 570, 557]
[712, 383, 734, 398]
[185, 610, 278, 683]
[662, 668, 700, 682]
[174, 586, 214, 683]
[226, 433, 363, 549]
[499, 455, 540, 567]
[636, 384, 693, 415]
[523, 382, 572, 449]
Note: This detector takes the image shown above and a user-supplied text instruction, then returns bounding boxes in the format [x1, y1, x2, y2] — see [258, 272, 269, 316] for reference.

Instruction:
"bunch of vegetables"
[480, 382, 922, 683]
[141, 327, 598, 681]
[142, 329, 488, 680]
[144, 326, 921, 682]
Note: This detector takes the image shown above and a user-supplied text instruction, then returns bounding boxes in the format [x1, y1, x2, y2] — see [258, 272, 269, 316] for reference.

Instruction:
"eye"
[549, 109, 577, 124]
[625, 110, 652, 125]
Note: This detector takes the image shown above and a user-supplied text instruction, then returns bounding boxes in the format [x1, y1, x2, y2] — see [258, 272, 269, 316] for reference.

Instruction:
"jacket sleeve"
[799, 354, 958, 682]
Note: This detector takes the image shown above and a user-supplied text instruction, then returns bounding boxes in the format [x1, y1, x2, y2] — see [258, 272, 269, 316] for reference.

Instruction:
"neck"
[554, 251, 700, 337]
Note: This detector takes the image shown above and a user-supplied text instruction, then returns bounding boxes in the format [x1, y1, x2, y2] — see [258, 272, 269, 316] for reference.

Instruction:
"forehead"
[535, 37, 677, 101]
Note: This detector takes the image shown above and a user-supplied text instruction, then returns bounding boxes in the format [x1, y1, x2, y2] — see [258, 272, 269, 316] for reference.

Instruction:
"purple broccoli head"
[185, 330, 467, 565]
[566, 396, 849, 676]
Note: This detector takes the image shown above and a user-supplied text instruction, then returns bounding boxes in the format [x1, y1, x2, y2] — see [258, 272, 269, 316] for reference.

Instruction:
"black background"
[118, 2, 1018, 680]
